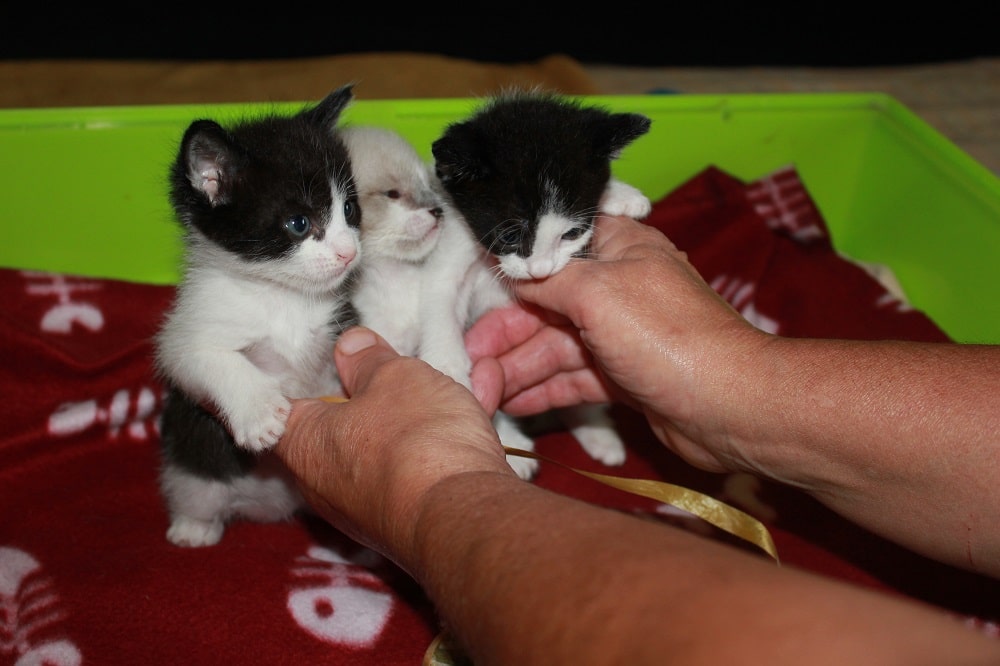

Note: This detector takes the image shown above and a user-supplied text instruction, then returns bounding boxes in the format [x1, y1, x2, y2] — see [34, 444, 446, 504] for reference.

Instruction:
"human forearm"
[720, 337, 1000, 575]
[407, 471, 1000, 665]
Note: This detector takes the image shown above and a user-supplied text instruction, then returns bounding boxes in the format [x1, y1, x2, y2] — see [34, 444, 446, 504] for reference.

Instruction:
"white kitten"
[344, 126, 542, 478]
[344, 125, 445, 357]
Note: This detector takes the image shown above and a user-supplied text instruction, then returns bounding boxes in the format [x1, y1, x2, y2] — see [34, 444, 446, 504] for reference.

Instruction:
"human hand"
[273, 327, 515, 570]
[466, 215, 767, 473]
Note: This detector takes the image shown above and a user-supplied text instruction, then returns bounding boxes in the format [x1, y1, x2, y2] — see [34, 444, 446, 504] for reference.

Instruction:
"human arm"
[273, 327, 1000, 665]
[465, 215, 1000, 577]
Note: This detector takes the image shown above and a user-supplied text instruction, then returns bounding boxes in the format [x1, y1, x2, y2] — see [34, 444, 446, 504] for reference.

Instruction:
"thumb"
[333, 326, 401, 397]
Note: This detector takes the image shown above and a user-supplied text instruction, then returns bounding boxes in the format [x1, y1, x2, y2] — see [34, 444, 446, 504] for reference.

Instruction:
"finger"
[469, 356, 504, 415]
[273, 398, 336, 475]
[591, 214, 667, 255]
[496, 325, 594, 397]
[333, 326, 401, 397]
[501, 369, 613, 416]
[465, 302, 553, 362]
[590, 214, 637, 253]
[513, 266, 583, 319]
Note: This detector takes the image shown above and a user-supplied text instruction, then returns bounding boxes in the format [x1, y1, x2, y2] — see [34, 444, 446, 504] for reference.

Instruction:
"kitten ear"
[180, 120, 238, 206]
[431, 125, 491, 185]
[303, 83, 355, 129]
[599, 112, 652, 160]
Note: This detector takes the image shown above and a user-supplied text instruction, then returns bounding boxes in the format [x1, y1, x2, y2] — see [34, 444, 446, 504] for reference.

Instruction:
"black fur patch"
[159, 387, 257, 480]
[432, 90, 650, 257]
[169, 85, 360, 262]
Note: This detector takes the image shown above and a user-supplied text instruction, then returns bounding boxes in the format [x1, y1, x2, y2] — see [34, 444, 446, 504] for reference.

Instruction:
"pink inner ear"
[197, 166, 222, 203]
[186, 146, 226, 203]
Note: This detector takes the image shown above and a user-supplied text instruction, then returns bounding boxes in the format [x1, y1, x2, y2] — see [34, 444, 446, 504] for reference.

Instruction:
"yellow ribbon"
[502, 446, 779, 562]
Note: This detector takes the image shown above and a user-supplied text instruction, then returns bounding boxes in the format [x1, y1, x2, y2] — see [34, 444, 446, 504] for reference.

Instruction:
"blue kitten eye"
[284, 214, 311, 238]
[344, 199, 361, 227]
[497, 225, 522, 248]
[562, 226, 586, 240]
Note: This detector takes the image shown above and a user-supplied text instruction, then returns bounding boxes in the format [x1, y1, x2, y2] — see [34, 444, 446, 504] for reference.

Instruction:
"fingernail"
[337, 327, 377, 355]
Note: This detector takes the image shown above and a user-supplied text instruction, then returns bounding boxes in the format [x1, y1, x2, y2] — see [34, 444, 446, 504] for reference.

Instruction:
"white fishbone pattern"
[0, 546, 81, 665]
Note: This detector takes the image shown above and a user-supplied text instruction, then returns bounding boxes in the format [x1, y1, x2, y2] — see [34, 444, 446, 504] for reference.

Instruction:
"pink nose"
[338, 247, 357, 264]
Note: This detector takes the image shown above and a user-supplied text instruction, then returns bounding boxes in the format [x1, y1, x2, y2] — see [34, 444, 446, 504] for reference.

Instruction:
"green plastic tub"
[1, 93, 997, 343]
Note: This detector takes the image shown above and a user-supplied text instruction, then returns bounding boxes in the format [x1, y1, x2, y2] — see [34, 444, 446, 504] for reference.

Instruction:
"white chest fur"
[156, 268, 346, 451]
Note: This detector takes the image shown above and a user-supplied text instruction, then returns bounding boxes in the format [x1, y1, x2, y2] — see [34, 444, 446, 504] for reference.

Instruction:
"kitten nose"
[332, 242, 358, 266]
[527, 259, 555, 279]
[337, 246, 357, 264]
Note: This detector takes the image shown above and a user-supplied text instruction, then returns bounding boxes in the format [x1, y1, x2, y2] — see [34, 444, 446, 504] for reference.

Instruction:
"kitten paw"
[506, 453, 540, 481]
[227, 391, 291, 452]
[494, 412, 539, 480]
[574, 429, 627, 466]
[560, 404, 626, 466]
[167, 516, 225, 547]
[600, 180, 652, 220]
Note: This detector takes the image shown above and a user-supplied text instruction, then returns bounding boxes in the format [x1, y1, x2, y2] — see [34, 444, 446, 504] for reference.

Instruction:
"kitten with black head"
[431, 90, 653, 471]
[155, 84, 361, 547]
[432, 89, 651, 279]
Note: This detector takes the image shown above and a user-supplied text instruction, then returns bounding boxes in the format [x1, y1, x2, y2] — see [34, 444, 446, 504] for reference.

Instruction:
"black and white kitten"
[431, 91, 653, 475]
[155, 84, 362, 547]
[432, 90, 652, 279]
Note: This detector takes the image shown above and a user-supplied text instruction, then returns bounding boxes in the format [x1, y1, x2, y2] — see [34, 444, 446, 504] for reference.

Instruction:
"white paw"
[559, 404, 627, 466]
[167, 516, 224, 547]
[600, 179, 651, 220]
[225, 385, 290, 452]
[574, 428, 627, 466]
[506, 453, 540, 481]
[494, 412, 539, 480]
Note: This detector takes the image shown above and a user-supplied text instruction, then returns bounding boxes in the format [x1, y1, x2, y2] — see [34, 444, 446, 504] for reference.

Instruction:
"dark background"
[3, 8, 996, 66]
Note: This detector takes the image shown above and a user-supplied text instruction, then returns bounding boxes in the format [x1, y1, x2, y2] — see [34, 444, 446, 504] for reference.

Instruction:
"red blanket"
[2, 166, 996, 664]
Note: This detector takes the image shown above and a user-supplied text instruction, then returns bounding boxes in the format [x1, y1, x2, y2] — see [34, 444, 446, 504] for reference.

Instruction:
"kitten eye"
[284, 214, 311, 238]
[344, 199, 359, 223]
[385, 189, 401, 199]
[562, 226, 586, 240]
[496, 225, 522, 248]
